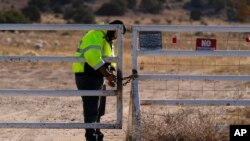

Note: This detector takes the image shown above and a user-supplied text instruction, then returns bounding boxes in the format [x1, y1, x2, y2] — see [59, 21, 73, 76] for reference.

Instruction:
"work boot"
[85, 129, 97, 141]
[96, 131, 104, 141]
[85, 134, 97, 141]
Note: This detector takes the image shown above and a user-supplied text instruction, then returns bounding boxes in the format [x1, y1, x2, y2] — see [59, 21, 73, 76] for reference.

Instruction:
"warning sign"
[196, 38, 216, 50]
[139, 31, 162, 50]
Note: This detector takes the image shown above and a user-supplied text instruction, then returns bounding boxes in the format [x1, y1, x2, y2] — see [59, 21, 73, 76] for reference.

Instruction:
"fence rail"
[0, 56, 118, 62]
[0, 122, 119, 129]
[140, 99, 250, 106]
[138, 50, 250, 56]
[0, 24, 124, 130]
[133, 24, 250, 32]
[0, 89, 116, 96]
[127, 24, 250, 141]
[138, 74, 250, 80]
[0, 24, 119, 31]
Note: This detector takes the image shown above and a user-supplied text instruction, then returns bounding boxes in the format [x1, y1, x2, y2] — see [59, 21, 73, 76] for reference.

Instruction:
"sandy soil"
[0, 60, 133, 141]
[1, 60, 250, 141]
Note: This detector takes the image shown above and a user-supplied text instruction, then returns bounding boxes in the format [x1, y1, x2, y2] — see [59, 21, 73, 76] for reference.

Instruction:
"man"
[72, 20, 126, 141]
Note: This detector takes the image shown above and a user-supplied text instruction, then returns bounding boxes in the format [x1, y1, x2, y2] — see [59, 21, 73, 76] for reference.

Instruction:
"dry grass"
[141, 107, 230, 141]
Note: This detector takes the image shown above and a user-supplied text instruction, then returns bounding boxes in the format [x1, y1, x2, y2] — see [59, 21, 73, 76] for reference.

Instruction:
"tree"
[63, 4, 95, 23]
[190, 9, 201, 20]
[139, 0, 165, 14]
[0, 10, 29, 23]
[28, 0, 50, 12]
[96, 0, 127, 16]
[230, 0, 250, 21]
[127, 0, 137, 9]
[22, 5, 41, 22]
[72, 6, 95, 23]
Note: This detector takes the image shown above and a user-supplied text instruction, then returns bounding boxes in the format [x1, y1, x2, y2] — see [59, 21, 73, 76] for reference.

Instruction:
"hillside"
[0, 0, 29, 10]
[1, 0, 249, 25]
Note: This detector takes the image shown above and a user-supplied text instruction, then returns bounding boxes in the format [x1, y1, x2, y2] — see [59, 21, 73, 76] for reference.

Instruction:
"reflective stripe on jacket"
[72, 29, 115, 73]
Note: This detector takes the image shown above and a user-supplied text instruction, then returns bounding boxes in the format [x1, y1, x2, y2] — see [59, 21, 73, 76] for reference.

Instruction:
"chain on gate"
[118, 69, 138, 86]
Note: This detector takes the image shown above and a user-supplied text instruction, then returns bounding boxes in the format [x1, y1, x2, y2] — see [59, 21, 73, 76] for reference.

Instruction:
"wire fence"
[128, 25, 250, 141]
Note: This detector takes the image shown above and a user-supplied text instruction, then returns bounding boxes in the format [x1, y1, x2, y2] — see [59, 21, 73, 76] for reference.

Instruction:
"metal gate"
[127, 25, 250, 141]
[0, 24, 123, 129]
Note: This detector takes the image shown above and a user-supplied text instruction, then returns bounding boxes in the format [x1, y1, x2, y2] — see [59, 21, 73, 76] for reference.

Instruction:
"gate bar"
[0, 89, 116, 96]
[0, 122, 118, 129]
[0, 24, 119, 31]
[138, 50, 250, 56]
[139, 74, 250, 81]
[141, 99, 250, 106]
[0, 56, 117, 62]
[133, 25, 250, 32]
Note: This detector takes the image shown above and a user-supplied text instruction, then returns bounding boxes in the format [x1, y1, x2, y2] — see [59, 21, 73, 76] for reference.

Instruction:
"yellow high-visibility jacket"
[72, 29, 115, 74]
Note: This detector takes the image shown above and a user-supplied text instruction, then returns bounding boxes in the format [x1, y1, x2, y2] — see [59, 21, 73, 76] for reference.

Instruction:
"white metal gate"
[127, 25, 250, 141]
[0, 24, 123, 129]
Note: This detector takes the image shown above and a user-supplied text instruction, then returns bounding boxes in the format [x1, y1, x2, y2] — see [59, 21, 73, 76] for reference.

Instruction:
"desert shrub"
[63, 5, 95, 23]
[229, 0, 250, 21]
[139, 0, 165, 14]
[190, 0, 202, 8]
[127, 0, 137, 9]
[213, 0, 228, 12]
[96, 0, 127, 16]
[0, 10, 29, 23]
[71, 0, 85, 8]
[237, 6, 250, 21]
[28, 0, 50, 12]
[72, 6, 95, 23]
[22, 5, 41, 22]
[190, 9, 202, 20]
[84, 0, 96, 2]
[141, 108, 229, 141]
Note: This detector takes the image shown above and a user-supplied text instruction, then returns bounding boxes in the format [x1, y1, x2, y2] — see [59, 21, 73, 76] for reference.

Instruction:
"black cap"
[109, 20, 126, 34]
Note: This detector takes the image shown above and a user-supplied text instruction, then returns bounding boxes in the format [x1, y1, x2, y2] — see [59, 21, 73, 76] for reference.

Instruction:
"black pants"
[75, 73, 105, 139]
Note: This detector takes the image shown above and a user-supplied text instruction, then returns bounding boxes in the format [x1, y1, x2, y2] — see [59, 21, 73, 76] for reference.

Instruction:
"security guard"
[72, 20, 126, 141]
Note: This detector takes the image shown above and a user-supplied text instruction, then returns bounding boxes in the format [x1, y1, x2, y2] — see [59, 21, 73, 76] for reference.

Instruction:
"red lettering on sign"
[172, 36, 177, 43]
[196, 38, 216, 50]
[246, 37, 250, 42]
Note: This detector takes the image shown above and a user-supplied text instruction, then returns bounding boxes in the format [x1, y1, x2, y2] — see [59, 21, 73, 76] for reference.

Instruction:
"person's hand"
[105, 73, 116, 87]
[107, 81, 115, 87]
[98, 65, 116, 87]
[110, 66, 116, 74]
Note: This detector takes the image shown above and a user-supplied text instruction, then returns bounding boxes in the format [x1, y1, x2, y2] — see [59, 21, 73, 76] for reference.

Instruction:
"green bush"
[96, 0, 127, 16]
[28, 0, 50, 12]
[139, 0, 165, 14]
[0, 10, 29, 23]
[72, 0, 85, 8]
[191, 0, 202, 8]
[63, 5, 95, 23]
[127, 0, 137, 9]
[190, 9, 202, 20]
[213, 0, 228, 12]
[22, 5, 41, 22]
[72, 6, 95, 23]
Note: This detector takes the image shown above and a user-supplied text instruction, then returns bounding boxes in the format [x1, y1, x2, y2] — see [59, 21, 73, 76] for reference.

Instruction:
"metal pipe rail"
[141, 99, 250, 106]
[0, 122, 119, 129]
[0, 23, 124, 130]
[0, 24, 119, 31]
[138, 50, 250, 56]
[133, 24, 250, 32]
[0, 56, 118, 62]
[0, 89, 116, 96]
[139, 74, 250, 81]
